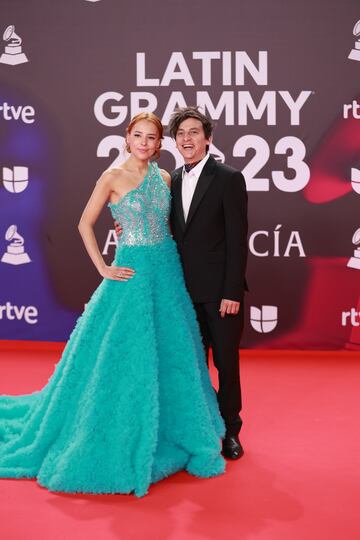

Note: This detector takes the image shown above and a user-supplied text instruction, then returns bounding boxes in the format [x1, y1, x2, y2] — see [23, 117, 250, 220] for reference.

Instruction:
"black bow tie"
[184, 160, 201, 173]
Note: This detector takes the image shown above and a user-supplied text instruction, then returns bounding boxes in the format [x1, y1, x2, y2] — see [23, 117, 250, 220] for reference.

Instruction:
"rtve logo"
[343, 100, 360, 119]
[0, 102, 35, 124]
[249, 225, 306, 258]
[341, 308, 360, 327]
[0, 302, 38, 325]
[250, 305, 278, 333]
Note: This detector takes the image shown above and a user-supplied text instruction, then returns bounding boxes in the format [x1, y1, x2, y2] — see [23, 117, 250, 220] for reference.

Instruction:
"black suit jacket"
[170, 155, 248, 303]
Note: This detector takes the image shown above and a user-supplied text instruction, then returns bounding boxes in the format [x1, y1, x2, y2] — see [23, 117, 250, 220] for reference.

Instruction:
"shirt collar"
[182, 153, 210, 179]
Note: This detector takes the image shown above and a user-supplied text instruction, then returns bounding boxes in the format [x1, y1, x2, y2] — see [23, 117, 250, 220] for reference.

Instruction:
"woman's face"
[126, 119, 160, 160]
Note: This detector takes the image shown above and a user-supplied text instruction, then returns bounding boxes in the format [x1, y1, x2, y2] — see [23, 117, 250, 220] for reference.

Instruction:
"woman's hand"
[99, 265, 135, 281]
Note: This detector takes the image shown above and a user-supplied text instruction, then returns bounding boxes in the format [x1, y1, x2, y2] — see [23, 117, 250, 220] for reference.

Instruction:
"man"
[168, 107, 248, 459]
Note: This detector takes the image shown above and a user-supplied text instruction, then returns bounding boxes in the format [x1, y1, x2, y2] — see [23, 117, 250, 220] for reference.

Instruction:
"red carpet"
[0, 342, 359, 540]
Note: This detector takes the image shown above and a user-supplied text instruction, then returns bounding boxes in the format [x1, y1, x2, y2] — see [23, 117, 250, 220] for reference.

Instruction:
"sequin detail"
[108, 162, 171, 246]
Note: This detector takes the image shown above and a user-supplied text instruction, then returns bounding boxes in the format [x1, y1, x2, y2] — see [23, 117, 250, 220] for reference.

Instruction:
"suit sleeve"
[222, 170, 248, 300]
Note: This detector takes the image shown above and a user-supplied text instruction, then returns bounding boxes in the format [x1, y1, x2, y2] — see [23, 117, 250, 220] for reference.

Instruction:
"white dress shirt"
[181, 153, 210, 221]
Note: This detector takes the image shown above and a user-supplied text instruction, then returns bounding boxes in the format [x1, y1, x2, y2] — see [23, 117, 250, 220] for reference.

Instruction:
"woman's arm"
[78, 171, 135, 282]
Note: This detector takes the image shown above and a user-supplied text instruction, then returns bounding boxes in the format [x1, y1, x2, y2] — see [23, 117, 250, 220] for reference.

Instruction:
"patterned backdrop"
[0, 0, 359, 349]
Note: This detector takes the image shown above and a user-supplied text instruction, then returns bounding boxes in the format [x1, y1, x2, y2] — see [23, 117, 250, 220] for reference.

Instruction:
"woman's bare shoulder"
[159, 168, 171, 187]
[98, 167, 128, 186]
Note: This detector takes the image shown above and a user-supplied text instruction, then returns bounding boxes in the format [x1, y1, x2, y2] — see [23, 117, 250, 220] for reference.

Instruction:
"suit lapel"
[185, 156, 216, 229]
[172, 168, 186, 231]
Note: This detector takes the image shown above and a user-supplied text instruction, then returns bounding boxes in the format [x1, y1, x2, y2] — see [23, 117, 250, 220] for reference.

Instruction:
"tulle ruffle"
[0, 238, 225, 497]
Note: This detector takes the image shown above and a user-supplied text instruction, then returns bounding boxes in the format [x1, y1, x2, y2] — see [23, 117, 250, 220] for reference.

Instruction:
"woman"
[0, 113, 225, 497]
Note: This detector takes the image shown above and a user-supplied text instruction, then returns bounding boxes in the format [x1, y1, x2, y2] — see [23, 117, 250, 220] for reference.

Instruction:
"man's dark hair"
[168, 106, 214, 139]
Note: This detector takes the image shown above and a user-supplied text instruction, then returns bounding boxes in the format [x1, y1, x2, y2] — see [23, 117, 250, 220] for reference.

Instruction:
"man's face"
[175, 118, 212, 163]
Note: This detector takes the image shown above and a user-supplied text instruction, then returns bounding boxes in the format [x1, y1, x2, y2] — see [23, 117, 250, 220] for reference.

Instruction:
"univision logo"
[351, 168, 360, 194]
[2, 166, 28, 193]
[250, 305, 278, 333]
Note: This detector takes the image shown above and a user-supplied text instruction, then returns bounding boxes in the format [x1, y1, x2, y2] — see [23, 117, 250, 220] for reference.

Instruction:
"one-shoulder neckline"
[108, 162, 155, 209]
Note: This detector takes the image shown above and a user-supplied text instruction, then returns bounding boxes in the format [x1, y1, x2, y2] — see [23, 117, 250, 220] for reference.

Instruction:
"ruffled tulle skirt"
[0, 238, 225, 496]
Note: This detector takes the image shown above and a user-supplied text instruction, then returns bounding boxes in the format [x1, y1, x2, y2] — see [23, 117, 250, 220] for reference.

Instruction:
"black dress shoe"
[222, 435, 244, 460]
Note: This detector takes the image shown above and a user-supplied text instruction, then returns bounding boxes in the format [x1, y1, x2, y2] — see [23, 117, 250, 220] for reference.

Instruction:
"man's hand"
[114, 221, 122, 237]
[219, 299, 240, 318]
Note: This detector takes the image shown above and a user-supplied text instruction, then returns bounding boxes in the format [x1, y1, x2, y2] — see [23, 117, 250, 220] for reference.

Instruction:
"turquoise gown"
[0, 162, 225, 497]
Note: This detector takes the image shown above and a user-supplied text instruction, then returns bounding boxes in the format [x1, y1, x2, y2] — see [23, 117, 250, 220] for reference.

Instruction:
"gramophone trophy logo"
[1, 225, 31, 265]
[348, 20, 360, 61]
[347, 228, 360, 270]
[0, 25, 28, 66]
[2, 167, 29, 193]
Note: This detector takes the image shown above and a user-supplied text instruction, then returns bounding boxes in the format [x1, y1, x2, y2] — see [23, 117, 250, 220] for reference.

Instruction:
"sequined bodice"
[108, 162, 171, 246]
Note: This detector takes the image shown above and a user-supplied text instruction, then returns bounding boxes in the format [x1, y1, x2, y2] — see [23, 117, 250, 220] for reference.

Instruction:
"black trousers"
[194, 300, 244, 437]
